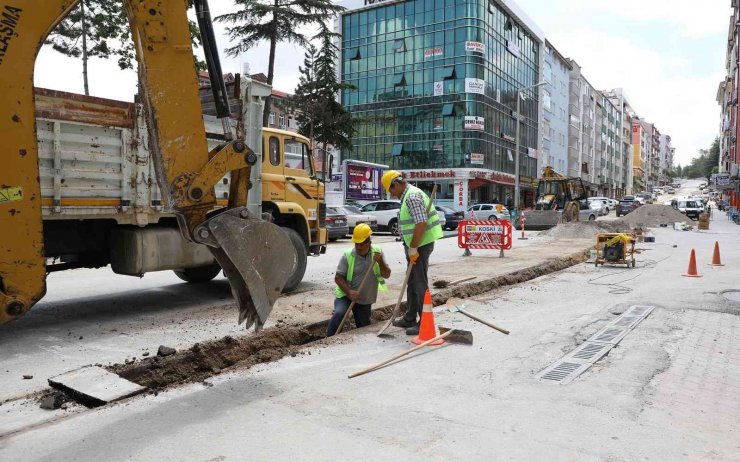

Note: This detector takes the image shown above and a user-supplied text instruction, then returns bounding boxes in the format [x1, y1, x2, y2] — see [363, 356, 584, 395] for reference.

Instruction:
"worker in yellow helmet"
[327, 223, 391, 336]
[381, 170, 443, 335]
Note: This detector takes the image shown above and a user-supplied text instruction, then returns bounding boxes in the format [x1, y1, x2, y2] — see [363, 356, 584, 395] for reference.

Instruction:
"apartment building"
[716, 0, 739, 205]
[603, 88, 635, 195]
[540, 40, 571, 176]
[566, 59, 599, 195]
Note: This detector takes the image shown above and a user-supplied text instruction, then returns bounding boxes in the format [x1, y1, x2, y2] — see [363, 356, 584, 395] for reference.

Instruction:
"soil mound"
[540, 221, 625, 239]
[615, 204, 689, 228]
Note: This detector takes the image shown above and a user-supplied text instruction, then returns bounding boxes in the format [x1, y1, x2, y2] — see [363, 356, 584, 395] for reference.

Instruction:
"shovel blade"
[438, 326, 474, 345]
[197, 208, 296, 329]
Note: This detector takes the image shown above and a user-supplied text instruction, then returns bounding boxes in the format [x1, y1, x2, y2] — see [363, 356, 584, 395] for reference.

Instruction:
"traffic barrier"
[457, 219, 513, 258]
[683, 249, 702, 278]
[518, 211, 528, 240]
[411, 290, 444, 346]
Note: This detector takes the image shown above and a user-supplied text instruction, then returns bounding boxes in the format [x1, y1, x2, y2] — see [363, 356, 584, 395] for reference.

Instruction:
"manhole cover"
[721, 290, 740, 304]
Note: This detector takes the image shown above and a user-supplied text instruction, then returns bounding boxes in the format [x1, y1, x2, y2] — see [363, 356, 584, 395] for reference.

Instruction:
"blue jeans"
[326, 296, 372, 337]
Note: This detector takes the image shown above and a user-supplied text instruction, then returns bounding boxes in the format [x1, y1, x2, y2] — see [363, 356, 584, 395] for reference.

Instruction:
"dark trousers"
[326, 296, 372, 336]
[403, 242, 434, 324]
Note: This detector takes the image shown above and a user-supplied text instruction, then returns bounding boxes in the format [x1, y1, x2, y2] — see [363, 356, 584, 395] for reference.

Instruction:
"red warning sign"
[457, 220, 512, 250]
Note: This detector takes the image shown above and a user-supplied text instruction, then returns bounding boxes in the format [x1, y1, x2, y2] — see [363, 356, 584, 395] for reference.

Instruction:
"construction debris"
[39, 391, 67, 410]
[540, 222, 623, 239]
[48, 366, 146, 408]
[614, 205, 689, 228]
[157, 345, 176, 357]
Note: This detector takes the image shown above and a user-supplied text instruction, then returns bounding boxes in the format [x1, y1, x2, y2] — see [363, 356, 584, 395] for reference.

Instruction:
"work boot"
[405, 323, 420, 336]
[392, 317, 415, 329]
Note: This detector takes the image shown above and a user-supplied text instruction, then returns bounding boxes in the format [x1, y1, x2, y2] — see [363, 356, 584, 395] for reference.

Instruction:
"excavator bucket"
[514, 210, 562, 231]
[194, 208, 297, 329]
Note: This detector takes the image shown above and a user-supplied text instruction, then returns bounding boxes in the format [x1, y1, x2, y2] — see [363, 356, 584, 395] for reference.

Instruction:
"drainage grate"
[539, 362, 590, 384]
[538, 305, 655, 384]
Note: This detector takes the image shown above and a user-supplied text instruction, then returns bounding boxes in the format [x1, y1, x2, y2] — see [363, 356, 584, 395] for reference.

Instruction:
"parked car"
[579, 200, 597, 221]
[588, 199, 608, 216]
[675, 200, 704, 220]
[616, 198, 639, 217]
[339, 205, 378, 233]
[436, 205, 464, 231]
[606, 198, 618, 209]
[326, 207, 349, 241]
[588, 197, 611, 214]
[360, 200, 402, 234]
[464, 203, 511, 220]
[665, 187, 675, 194]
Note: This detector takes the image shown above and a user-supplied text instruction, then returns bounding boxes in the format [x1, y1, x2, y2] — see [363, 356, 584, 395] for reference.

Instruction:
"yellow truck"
[18, 77, 327, 317]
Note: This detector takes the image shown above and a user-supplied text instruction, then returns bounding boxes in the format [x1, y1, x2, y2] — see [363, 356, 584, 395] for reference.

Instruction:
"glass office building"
[337, 0, 544, 210]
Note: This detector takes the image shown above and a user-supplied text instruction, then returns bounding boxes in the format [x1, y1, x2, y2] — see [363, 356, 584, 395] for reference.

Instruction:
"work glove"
[408, 247, 419, 264]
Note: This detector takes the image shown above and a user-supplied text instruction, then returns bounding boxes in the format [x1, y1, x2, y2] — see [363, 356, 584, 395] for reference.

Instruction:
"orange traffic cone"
[411, 289, 445, 346]
[710, 241, 724, 266]
[683, 249, 702, 278]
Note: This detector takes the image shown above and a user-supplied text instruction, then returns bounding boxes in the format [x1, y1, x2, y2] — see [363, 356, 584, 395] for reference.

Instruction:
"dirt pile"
[614, 204, 689, 228]
[540, 222, 625, 239]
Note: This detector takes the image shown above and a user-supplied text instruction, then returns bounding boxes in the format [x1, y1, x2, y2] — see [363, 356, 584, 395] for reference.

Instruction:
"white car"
[606, 198, 618, 209]
[359, 200, 445, 235]
[465, 203, 511, 220]
[360, 200, 401, 234]
[339, 205, 378, 232]
[588, 197, 610, 214]
[588, 200, 608, 216]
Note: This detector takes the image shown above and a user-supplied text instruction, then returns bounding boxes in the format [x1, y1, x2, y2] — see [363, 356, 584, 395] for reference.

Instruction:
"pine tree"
[216, 0, 344, 127]
[46, 0, 205, 95]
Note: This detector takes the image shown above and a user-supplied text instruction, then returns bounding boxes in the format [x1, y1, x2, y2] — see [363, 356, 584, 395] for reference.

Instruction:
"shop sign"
[502, 133, 516, 142]
[433, 81, 443, 96]
[506, 39, 520, 58]
[402, 170, 457, 179]
[464, 78, 485, 95]
[424, 47, 443, 59]
[464, 116, 485, 131]
[491, 171, 516, 186]
[527, 147, 537, 158]
[715, 173, 731, 188]
[470, 153, 484, 165]
[433, 119, 443, 130]
[456, 180, 468, 209]
[465, 41, 486, 54]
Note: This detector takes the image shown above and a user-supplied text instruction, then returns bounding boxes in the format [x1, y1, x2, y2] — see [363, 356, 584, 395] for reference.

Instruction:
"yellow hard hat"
[381, 170, 402, 192]
[351, 223, 373, 243]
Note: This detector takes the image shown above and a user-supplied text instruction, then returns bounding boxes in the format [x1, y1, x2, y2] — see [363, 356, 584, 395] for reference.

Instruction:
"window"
[543, 90, 552, 112]
[442, 103, 455, 117]
[279, 114, 285, 128]
[268, 136, 280, 166]
[442, 66, 456, 80]
[284, 139, 313, 176]
[391, 143, 404, 156]
[361, 203, 377, 212]
[544, 62, 552, 83]
[393, 39, 406, 52]
[349, 48, 361, 60]
[269, 112, 276, 125]
[392, 73, 406, 87]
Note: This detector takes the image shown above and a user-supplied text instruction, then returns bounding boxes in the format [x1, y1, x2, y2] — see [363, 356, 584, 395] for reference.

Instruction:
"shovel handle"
[335, 255, 377, 335]
[456, 306, 510, 335]
[349, 329, 453, 379]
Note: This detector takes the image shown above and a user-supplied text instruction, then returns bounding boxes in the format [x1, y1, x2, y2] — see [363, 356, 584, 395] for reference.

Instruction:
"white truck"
[34, 76, 328, 290]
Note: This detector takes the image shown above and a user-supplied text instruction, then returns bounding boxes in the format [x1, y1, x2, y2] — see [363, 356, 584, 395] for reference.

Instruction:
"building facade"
[717, 1, 739, 205]
[336, 0, 544, 211]
[596, 93, 623, 197]
[540, 40, 571, 176]
[603, 88, 635, 195]
[566, 59, 599, 195]
[631, 119, 649, 193]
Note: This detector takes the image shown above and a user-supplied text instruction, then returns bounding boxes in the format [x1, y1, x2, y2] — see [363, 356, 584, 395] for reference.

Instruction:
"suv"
[360, 200, 401, 234]
[465, 203, 511, 220]
[616, 198, 639, 217]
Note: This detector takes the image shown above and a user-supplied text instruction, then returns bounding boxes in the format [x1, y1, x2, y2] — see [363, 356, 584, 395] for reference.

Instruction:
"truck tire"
[173, 263, 221, 283]
[282, 227, 307, 293]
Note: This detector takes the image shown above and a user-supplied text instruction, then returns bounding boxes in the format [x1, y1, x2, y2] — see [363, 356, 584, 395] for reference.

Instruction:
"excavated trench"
[108, 250, 588, 391]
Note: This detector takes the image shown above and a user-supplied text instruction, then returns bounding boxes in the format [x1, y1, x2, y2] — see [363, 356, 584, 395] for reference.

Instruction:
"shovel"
[349, 326, 473, 379]
[377, 185, 438, 336]
[449, 301, 510, 335]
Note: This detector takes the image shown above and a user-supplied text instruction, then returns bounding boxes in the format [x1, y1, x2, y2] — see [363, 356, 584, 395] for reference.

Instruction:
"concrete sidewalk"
[2, 211, 738, 460]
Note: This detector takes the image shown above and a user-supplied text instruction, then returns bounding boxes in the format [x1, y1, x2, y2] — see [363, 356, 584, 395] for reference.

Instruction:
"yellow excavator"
[0, 0, 297, 329]
[515, 167, 587, 230]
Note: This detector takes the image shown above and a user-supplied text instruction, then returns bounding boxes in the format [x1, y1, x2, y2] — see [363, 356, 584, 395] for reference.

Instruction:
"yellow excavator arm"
[0, 0, 296, 328]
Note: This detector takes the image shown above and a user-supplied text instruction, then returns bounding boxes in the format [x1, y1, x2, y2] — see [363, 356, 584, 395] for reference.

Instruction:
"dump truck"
[514, 167, 588, 230]
[0, 0, 327, 327]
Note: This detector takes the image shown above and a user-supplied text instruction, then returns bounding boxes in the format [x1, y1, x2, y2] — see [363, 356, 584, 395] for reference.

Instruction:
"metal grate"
[538, 305, 655, 384]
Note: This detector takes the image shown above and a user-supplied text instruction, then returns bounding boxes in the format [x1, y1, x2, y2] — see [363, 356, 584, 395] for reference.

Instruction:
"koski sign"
[464, 78, 485, 95]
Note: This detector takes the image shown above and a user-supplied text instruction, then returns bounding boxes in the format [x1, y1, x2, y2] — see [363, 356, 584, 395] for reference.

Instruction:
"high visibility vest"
[334, 245, 388, 299]
[399, 185, 443, 247]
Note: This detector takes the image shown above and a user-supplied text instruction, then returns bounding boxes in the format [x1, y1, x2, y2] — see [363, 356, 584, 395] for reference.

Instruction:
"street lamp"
[514, 81, 548, 212]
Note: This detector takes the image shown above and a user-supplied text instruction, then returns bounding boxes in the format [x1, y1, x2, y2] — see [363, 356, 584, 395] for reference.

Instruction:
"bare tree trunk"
[262, 1, 279, 127]
[81, 0, 89, 96]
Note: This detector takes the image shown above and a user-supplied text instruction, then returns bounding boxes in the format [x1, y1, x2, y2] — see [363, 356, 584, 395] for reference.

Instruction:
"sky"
[34, 0, 732, 166]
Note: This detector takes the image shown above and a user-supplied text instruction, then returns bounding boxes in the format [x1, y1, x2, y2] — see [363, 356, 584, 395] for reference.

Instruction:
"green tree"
[290, 27, 355, 154]
[216, 0, 344, 127]
[47, 0, 204, 95]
